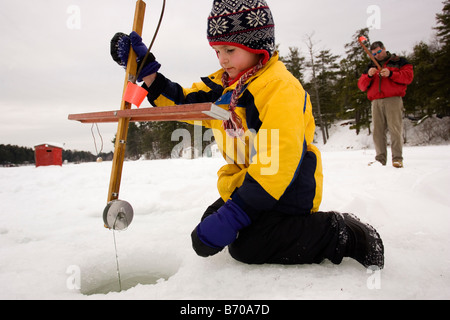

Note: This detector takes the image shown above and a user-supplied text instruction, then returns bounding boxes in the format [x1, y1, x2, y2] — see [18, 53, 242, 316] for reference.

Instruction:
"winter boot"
[342, 213, 384, 269]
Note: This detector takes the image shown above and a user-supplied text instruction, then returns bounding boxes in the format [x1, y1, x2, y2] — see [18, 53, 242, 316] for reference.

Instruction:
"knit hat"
[207, 0, 275, 64]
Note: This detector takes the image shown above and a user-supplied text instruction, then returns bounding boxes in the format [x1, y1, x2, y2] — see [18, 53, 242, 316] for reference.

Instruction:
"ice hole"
[80, 253, 180, 296]
[81, 271, 172, 296]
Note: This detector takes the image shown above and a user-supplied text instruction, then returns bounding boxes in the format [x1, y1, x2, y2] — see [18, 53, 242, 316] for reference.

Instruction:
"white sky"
[0, 0, 444, 153]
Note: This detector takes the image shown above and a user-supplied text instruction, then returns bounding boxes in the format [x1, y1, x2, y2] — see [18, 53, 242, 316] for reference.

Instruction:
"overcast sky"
[0, 0, 444, 153]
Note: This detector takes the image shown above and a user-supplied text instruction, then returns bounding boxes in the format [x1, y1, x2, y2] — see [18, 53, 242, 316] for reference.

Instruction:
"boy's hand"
[191, 200, 251, 257]
[110, 31, 161, 82]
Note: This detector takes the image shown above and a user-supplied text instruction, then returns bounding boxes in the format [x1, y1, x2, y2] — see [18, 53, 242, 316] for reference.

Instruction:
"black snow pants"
[201, 198, 348, 265]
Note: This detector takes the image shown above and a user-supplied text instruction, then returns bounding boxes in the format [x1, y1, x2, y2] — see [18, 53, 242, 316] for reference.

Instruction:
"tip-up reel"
[103, 200, 134, 231]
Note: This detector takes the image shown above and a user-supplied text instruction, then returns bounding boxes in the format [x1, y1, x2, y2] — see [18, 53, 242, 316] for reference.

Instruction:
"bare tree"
[305, 32, 327, 144]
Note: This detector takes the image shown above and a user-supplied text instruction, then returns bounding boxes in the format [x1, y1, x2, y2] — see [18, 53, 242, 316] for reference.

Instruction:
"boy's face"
[212, 45, 261, 80]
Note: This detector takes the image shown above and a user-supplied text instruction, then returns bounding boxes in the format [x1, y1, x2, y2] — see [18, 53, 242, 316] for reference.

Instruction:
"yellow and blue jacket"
[144, 53, 323, 216]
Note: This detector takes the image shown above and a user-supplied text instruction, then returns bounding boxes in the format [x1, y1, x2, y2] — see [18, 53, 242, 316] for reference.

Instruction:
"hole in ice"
[81, 271, 172, 296]
[80, 254, 180, 296]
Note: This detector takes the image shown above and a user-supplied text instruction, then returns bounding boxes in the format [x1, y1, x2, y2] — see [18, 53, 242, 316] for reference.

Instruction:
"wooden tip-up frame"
[68, 0, 229, 206]
[68, 103, 230, 124]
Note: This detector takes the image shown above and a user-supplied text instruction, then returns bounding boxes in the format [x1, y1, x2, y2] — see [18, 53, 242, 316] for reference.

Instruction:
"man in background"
[358, 41, 414, 168]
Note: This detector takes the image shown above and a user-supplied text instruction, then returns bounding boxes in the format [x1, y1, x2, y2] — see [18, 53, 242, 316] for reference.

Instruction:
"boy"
[111, 0, 384, 268]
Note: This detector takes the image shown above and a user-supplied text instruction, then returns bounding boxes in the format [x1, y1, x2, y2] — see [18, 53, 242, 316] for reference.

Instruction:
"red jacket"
[358, 54, 414, 101]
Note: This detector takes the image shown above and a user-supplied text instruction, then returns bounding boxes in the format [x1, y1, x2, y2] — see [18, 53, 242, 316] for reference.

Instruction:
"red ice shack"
[34, 143, 63, 167]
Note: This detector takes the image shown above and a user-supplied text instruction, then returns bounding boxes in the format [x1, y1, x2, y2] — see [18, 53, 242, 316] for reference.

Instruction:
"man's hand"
[368, 67, 378, 77]
[380, 68, 391, 78]
[368, 67, 391, 78]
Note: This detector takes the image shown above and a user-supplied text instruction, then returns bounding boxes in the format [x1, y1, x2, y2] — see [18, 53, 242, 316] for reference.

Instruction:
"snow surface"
[1, 124, 450, 300]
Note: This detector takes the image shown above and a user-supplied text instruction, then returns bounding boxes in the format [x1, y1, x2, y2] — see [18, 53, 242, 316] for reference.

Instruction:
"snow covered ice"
[1, 124, 449, 299]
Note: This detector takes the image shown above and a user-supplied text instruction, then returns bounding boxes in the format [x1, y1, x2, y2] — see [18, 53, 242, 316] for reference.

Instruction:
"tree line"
[0, 144, 113, 166]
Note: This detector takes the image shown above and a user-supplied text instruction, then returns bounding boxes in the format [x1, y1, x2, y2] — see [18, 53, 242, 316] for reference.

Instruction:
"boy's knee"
[229, 247, 257, 265]
[228, 237, 264, 265]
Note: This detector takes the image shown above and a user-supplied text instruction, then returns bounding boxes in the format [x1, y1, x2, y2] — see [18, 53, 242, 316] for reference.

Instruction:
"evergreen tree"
[125, 122, 143, 159]
[404, 42, 438, 117]
[432, 0, 450, 115]
[338, 28, 372, 134]
[435, 0, 450, 45]
[280, 47, 306, 83]
[313, 49, 341, 136]
[0, 144, 34, 165]
[125, 121, 206, 160]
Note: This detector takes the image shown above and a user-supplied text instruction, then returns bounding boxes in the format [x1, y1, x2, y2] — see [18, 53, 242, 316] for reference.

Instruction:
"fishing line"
[112, 225, 122, 292]
[91, 123, 104, 157]
[111, 205, 133, 292]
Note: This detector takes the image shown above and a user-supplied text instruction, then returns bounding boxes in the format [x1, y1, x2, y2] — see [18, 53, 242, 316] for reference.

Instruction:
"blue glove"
[191, 200, 252, 257]
[110, 31, 161, 82]
[110, 32, 130, 67]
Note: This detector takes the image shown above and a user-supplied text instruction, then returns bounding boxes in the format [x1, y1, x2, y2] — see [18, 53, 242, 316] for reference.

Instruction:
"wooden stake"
[108, 0, 146, 203]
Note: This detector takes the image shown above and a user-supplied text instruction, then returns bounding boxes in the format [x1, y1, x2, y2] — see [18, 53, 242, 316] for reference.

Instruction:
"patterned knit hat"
[207, 0, 275, 64]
